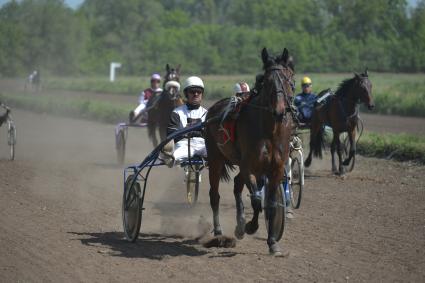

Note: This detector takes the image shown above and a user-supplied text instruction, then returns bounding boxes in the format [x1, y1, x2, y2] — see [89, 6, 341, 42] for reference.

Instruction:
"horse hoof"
[269, 243, 289, 257]
[286, 209, 295, 219]
[234, 226, 245, 240]
[305, 158, 311, 167]
[245, 221, 259, 235]
[234, 220, 246, 240]
[202, 235, 236, 248]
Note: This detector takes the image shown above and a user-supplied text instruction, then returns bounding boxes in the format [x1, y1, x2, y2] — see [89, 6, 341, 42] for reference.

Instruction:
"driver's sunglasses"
[188, 88, 203, 95]
[302, 83, 312, 88]
[151, 79, 160, 83]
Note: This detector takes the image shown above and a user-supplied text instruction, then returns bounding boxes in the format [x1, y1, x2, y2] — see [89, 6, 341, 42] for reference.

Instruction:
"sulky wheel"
[8, 122, 16, 161]
[290, 156, 303, 209]
[122, 174, 142, 242]
[116, 129, 126, 165]
[185, 165, 200, 206]
[264, 183, 286, 242]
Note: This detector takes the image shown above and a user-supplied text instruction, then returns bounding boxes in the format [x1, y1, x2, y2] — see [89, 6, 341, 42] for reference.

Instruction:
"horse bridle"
[267, 65, 295, 119]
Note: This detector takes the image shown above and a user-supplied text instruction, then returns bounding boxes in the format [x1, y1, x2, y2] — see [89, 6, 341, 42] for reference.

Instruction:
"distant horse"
[205, 48, 295, 256]
[147, 64, 183, 147]
[305, 70, 374, 175]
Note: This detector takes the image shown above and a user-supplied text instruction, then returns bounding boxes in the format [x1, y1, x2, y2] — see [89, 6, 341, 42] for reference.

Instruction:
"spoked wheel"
[290, 156, 303, 209]
[122, 174, 142, 242]
[116, 129, 126, 165]
[8, 122, 16, 161]
[185, 165, 200, 206]
[264, 184, 286, 242]
[341, 133, 355, 172]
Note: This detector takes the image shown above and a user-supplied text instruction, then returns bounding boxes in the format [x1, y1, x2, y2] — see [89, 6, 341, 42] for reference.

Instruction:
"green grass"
[358, 132, 425, 164]
[44, 73, 425, 117]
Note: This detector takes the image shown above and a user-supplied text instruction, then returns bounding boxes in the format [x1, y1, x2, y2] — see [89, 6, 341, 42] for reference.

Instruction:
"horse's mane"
[335, 72, 368, 97]
[335, 77, 356, 97]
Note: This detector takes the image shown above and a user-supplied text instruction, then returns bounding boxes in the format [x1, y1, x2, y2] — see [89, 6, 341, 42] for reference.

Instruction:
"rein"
[245, 65, 294, 121]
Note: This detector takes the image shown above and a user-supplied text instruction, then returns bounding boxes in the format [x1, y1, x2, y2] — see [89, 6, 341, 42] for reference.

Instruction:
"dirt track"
[0, 108, 424, 282]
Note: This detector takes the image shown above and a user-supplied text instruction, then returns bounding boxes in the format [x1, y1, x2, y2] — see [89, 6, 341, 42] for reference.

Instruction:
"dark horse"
[305, 70, 374, 175]
[147, 64, 183, 147]
[205, 48, 295, 256]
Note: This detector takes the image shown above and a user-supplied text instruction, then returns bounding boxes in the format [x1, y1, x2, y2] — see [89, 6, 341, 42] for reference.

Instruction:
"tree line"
[1, 0, 424, 76]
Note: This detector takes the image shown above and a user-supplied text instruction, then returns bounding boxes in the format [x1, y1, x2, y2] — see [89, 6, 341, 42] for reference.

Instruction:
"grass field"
[44, 73, 425, 117]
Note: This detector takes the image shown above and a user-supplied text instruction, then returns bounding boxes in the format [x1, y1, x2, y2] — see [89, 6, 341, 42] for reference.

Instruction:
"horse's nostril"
[368, 104, 375, 110]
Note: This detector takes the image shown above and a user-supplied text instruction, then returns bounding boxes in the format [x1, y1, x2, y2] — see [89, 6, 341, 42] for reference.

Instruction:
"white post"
[110, 62, 122, 82]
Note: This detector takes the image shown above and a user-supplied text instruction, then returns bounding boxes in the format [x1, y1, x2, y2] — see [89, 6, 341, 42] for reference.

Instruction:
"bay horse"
[147, 64, 183, 147]
[305, 70, 374, 175]
[205, 48, 295, 256]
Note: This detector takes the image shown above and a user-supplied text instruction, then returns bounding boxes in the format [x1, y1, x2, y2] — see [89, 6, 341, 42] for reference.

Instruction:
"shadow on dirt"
[69, 231, 207, 260]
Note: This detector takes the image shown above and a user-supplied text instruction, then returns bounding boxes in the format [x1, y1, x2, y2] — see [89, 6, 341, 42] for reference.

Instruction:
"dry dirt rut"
[0, 109, 424, 282]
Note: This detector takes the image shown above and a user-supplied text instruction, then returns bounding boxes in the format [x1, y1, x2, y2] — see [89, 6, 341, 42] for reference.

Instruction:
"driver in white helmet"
[166, 76, 208, 164]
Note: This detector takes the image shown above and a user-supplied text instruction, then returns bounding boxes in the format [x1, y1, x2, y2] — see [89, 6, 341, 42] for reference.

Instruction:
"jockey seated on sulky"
[129, 73, 163, 124]
[294, 76, 316, 125]
[161, 76, 208, 167]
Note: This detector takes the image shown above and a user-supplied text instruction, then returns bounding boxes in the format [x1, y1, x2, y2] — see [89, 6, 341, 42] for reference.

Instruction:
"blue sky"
[0, 0, 420, 9]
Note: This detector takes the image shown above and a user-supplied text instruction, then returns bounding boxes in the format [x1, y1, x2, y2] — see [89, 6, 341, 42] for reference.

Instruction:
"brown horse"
[205, 48, 295, 256]
[305, 70, 374, 175]
[147, 64, 183, 147]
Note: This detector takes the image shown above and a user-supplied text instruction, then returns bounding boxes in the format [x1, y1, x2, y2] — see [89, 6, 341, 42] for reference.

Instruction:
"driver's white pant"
[173, 138, 207, 163]
[133, 101, 147, 117]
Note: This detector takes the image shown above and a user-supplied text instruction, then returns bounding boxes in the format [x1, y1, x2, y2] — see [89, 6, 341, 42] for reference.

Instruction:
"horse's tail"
[311, 126, 325, 159]
[220, 159, 236, 182]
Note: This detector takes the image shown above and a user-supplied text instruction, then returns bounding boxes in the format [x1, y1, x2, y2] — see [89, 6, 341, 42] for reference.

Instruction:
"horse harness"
[247, 65, 296, 123]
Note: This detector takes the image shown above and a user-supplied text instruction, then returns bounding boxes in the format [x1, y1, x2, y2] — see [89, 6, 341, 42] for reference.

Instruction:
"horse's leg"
[233, 172, 246, 239]
[305, 121, 318, 167]
[245, 174, 262, 235]
[265, 179, 283, 256]
[209, 160, 224, 236]
[343, 128, 356, 166]
[331, 136, 337, 173]
[335, 133, 345, 175]
[148, 123, 158, 147]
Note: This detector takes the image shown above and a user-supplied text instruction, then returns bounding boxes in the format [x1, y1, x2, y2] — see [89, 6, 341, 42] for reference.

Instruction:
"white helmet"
[234, 82, 250, 94]
[183, 76, 204, 91]
[151, 73, 161, 81]
[165, 81, 180, 92]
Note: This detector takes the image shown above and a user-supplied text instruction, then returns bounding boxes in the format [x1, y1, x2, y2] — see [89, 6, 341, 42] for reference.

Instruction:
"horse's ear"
[364, 68, 369, 77]
[176, 64, 181, 74]
[166, 64, 170, 73]
[281, 48, 289, 64]
[288, 55, 295, 71]
[354, 72, 360, 79]
[261, 47, 269, 65]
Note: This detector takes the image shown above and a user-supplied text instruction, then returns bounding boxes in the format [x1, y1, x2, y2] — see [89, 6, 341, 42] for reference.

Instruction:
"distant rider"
[129, 73, 163, 124]
[294, 76, 316, 124]
[221, 82, 251, 121]
[165, 76, 208, 165]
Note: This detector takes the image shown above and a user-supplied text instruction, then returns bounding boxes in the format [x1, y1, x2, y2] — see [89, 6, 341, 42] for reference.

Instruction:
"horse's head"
[163, 64, 182, 101]
[164, 63, 181, 84]
[354, 68, 374, 110]
[260, 47, 295, 115]
[164, 80, 181, 101]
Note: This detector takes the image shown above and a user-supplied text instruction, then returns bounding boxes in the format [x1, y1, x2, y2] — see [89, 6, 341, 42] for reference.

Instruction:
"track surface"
[0, 108, 424, 282]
